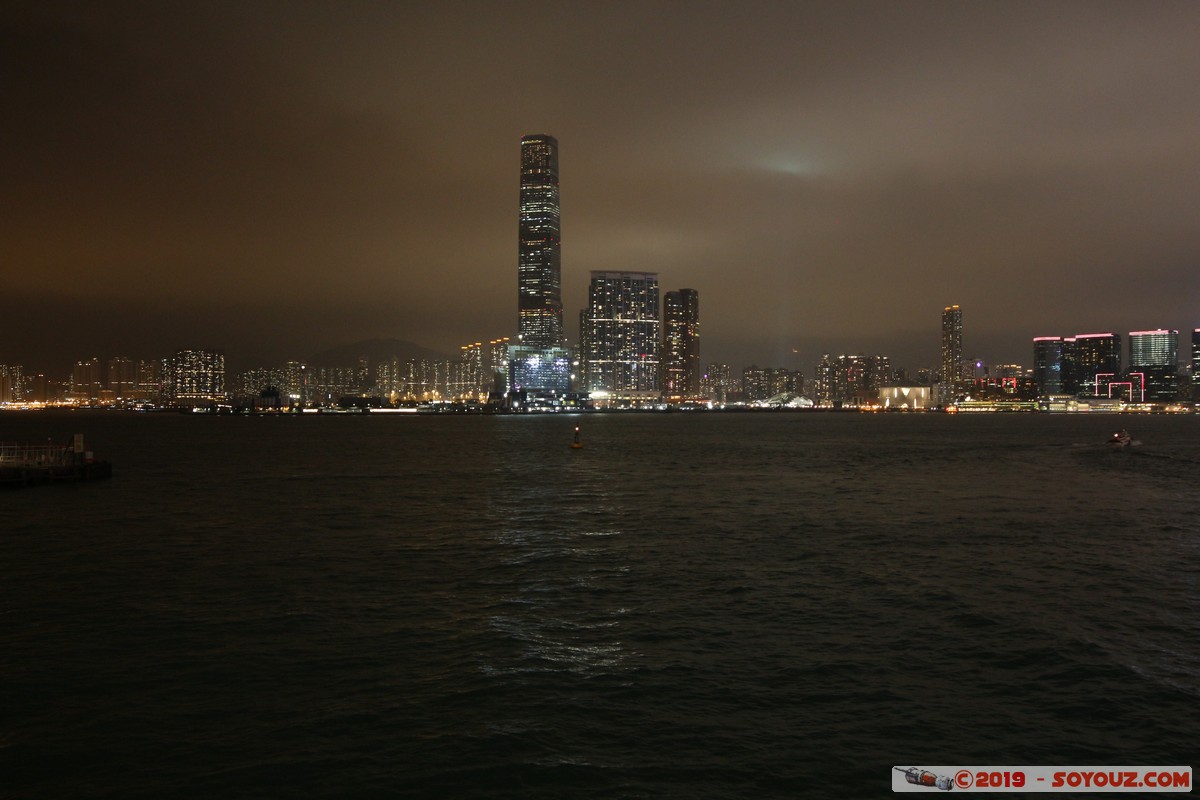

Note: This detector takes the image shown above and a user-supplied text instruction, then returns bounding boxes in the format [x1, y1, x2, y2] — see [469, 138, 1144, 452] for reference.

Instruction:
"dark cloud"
[3, 0, 1198, 374]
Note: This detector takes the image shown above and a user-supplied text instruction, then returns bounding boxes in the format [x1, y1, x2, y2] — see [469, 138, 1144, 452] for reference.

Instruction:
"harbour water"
[3, 412, 1198, 797]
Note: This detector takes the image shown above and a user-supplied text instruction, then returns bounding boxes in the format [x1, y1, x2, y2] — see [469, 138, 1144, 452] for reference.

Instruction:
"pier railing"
[0, 443, 75, 468]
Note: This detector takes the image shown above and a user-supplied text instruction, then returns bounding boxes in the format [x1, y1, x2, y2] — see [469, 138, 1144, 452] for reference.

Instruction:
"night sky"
[4, 1, 1198, 375]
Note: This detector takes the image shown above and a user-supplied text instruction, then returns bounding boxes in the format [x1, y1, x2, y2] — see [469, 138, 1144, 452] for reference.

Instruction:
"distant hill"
[309, 338, 451, 367]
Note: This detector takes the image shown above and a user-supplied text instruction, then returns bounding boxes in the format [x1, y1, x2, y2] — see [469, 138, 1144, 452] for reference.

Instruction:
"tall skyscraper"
[941, 304, 963, 397]
[1032, 336, 1066, 395]
[661, 288, 700, 399]
[72, 357, 103, 402]
[581, 271, 660, 396]
[1072, 332, 1121, 395]
[0, 365, 22, 404]
[1129, 329, 1179, 402]
[107, 356, 136, 399]
[164, 349, 225, 403]
[517, 134, 563, 348]
[1192, 329, 1200, 401]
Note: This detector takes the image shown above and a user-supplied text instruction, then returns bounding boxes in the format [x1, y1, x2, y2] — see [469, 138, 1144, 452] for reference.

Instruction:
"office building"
[508, 346, 571, 394]
[517, 134, 563, 348]
[1073, 333, 1121, 395]
[1193, 329, 1200, 401]
[508, 135, 570, 392]
[1129, 329, 1178, 402]
[662, 289, 700, 398]
[1033, 337, 1066, 395]
[581, 271, 660, 396]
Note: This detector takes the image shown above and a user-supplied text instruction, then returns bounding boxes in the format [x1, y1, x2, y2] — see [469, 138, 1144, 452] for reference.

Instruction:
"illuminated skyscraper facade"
[662, 288, 700, 398]
[813, 353, 889, 406]
[107, 356, 136, 399]
[702, 363, 733, 404]
[1129, 329, 1179, 401]
[72, 357, 103, 402]
[1192, 329, 1200, 400]
[1072, 333, 1121, 395]
[1032, 336, 1066, 395]
[517, 134, 563, 348]
[941, 304, 963, 396]
[164, 349, 225, 403]
[582, 271, 660, 395]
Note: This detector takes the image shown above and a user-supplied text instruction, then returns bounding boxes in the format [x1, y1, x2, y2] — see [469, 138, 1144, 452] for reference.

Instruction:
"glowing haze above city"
[4, 0, 1199, 375]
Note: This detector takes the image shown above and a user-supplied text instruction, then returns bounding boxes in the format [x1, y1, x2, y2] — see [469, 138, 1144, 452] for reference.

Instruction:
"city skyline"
[4, 2, 1199, 374]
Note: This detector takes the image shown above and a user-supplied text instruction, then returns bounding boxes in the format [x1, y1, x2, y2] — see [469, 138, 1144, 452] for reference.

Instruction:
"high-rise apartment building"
[107, 356, 136, 399]
[0, 365, 22, 403]
[134, 360, 161, 402]
[581, 271, 660, 396]
[1129, 329, 1178, 402]
[517, 134, 563, 348]
[487, 338, 511, 393]
[701, 363, 734, 404]
[941, 305, 963, 397]
[164, 349, 225, 403]
[72, 357, 103, 402]
[814, 353, 890, 406]
[661, 289, 700, 399]
[741, 366, 802, 403]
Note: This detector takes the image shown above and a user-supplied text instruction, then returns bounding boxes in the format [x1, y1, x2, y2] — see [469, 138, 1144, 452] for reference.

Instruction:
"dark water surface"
[3, 412, 1198, 798]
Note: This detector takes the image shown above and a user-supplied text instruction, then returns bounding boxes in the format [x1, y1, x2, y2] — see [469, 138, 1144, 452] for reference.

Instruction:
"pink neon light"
[1032, 336, 1061, 341]
[1108, 382, 1133, 401]
[1130, 372, 1145, 402]
[1096, 372, 1146, 402]
[1129, 330, 1173, 336]
[1075, 333, 1116, 339]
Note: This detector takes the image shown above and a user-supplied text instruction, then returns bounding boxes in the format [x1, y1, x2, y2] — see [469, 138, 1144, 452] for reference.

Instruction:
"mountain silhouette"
[309, 338, 451, 368]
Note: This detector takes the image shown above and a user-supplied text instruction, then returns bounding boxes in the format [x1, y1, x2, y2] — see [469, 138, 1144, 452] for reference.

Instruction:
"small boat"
[570, 425, 583, 449]
[1108, 429, 1131, 447]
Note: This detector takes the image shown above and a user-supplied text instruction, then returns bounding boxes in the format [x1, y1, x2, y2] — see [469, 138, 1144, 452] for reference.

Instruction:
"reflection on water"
[2, 412, 1198, 798]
